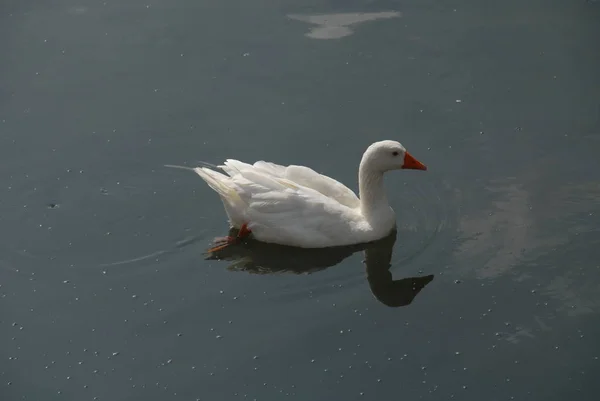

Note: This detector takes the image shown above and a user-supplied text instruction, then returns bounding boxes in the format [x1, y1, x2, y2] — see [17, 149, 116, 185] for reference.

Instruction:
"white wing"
[243, 160, 361, 209]
[194, 159, 364, 247]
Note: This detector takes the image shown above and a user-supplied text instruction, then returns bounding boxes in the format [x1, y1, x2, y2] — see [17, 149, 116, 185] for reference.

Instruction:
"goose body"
[194, 140, 427, 248]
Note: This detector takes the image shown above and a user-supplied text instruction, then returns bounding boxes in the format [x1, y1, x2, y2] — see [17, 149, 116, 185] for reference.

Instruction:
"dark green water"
[2, 1, 600, 400]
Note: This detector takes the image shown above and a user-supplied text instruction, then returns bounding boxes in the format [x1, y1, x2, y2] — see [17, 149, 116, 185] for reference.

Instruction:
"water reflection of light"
[456, 179, 547, 279]
[288, 12, 401, 40]
[455, 172, 600, 335]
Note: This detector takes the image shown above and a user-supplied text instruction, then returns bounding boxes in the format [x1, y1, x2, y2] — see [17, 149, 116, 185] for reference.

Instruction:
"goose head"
[361, 140, 427, 173]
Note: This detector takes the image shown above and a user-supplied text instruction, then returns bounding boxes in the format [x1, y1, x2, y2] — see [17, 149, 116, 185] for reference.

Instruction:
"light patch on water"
[67, 6, 88, 15]
[457, 178, 563, 279]
[534, 316, 553, 332]
[288, 11, 401, 40]
[545, 275, 600, 317]
[457, 173, 600, 320]
[504, 327, 535, 344]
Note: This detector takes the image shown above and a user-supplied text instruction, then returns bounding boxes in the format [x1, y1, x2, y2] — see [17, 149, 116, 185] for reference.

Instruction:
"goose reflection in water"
[205, 229, 434, 308]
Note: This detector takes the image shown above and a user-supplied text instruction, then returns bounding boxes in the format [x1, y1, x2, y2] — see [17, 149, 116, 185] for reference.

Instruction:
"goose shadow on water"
[205, 229, 434, 308]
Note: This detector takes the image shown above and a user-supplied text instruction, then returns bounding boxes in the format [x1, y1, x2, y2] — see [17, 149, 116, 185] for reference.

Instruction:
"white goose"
[194, 140, 427, 250]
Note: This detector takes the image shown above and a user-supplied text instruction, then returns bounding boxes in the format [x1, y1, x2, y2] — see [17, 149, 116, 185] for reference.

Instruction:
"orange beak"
[402, 152, 427, 170]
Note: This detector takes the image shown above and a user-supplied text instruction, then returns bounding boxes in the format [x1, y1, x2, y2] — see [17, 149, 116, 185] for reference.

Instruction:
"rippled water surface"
[2, 0, 600, 400]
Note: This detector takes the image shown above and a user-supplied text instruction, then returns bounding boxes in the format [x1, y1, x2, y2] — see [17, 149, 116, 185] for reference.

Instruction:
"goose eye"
[392, 151, 399, 156]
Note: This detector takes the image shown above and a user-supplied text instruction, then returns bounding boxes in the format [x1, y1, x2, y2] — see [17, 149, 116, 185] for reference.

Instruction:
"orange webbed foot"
[206, 236, 235, 253]
[207, 223, 252, 253]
